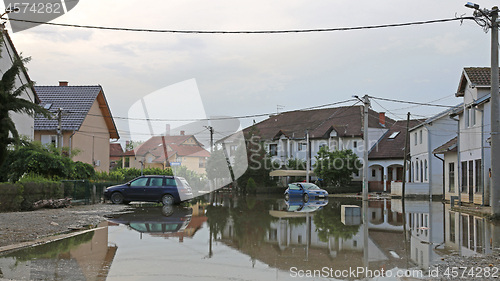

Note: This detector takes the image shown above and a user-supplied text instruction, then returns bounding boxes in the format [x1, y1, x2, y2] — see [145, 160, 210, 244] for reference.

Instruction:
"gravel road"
[0, 203, 129, 248]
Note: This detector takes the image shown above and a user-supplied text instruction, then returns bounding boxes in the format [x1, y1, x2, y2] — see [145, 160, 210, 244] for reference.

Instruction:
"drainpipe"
[434, 154, 445, 201]
[449, 115, 460, 206]
[68, 130, 76, 157]
[475, 106, 485, 206]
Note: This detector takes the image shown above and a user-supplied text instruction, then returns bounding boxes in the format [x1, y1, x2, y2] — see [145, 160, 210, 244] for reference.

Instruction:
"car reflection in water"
[285, 198, 328, 213]
[106, 205, 193, 236]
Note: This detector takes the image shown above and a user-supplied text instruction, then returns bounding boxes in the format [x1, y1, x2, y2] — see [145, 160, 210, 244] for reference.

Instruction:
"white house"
[398, 104, 462, 198]
[242, 106, 391, 184]
[436, 67, 494, 206]
[0, 27, 39, 139]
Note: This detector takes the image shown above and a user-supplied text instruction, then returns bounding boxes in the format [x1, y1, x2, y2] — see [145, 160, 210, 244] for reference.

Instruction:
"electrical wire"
[3, 16, 474, 34]
[369, 95, 456, 108]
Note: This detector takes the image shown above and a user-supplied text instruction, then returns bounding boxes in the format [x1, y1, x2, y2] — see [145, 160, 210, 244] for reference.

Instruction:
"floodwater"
[1, 193, 499, 280]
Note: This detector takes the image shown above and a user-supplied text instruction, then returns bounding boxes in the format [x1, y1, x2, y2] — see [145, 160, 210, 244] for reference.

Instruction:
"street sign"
[170, 162, 181, 166]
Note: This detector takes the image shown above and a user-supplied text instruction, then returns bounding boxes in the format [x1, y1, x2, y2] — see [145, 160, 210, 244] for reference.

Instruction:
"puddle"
[1, 194, 499, 280]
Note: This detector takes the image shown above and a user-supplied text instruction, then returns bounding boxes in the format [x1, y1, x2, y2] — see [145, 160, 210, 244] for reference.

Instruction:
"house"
[0, 28, 40, 139]
[34, 82, 120, 172]
[122, 132, 210, 175]
[109, 143, 124, 170]
[241, 105, 395, 184]
[393, 105, 461, 198]
[369, 119, 421, 192]
[435, 67, 494, 206]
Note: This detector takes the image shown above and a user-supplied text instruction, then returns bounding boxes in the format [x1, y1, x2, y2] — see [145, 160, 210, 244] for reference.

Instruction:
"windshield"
[301, 183, 320, 190]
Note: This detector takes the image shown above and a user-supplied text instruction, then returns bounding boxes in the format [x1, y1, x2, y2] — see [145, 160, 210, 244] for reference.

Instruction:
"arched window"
[420, 160, 423, 182]
[416, 161, 419, 181]
[424, 159, 428, 181]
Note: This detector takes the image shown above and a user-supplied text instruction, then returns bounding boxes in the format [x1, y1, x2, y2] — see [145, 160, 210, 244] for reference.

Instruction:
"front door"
[123, 177, 149, 201]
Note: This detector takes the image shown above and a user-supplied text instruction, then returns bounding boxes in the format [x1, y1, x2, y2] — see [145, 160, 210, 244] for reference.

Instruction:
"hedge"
[0, 181, 64, 212]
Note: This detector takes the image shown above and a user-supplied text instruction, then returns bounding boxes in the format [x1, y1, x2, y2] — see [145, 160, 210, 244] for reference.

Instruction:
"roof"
[410, 103, 463, 131]
[243, 105, 395, 140]
[369, 119, 422, 159]
[126, 135, 209, 162]
[110, 143, 124, 157]
[457, 67, 500, 96]
[433, 137, 458, 154]
[34, 85, 119, 139]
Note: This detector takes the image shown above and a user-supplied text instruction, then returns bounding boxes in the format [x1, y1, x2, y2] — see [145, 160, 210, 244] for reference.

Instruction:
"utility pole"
[56, 108, 63, 150]
[204, 126, 214, 153]
[363, 95, 370, 201]
[306, 130, 310, 183]
[466, 3, 500, 215]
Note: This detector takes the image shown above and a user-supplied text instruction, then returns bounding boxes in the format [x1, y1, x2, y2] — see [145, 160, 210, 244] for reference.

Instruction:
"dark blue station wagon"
[103, 175, 193, 205]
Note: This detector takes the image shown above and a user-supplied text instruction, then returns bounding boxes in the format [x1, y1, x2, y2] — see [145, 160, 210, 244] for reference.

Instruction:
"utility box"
[341, 205, 361, 226]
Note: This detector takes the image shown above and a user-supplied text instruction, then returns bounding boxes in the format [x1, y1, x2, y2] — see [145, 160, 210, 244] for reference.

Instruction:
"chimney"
[180, 130, 185, 136]
[165, 124, 170, 136]
[59, 81, 68, 86]
[379, 112, 385, 127]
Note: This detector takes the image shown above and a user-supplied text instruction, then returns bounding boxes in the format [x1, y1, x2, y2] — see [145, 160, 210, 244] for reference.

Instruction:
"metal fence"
[61, 180, 125, 205]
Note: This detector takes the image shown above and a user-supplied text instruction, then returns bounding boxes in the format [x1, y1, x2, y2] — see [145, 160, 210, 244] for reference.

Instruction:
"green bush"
[0, 182, 23, 212]
[0, 179, 64, 212]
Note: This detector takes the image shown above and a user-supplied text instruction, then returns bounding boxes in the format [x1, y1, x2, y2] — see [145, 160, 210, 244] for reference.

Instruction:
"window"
[465, 108, 470, 127]
[297, 143, 306, 151]
[124, 157, 130, 168]
[420, 160, 423, 182]
[409, 162, 413, 182]
[199, 158, 206, 168]
[449, 163, 455, 192]
[230, 145, 237, 157]
[471, 108, 476, 126]
[388, 132, 400, 139]
[461, 161, 467, 193]
[419, 130, 423, 144]
[424, 159, 428, 181]
[475, 159, 482, 193]
[414, 133, 417, 146]
[165, 178, 177, 186]
[298, 235, 302, 244]
[148, 177, 163, 187]
[372, 169, 376, 177]
[353, 240, 357, 247]
[416, 161, 419, 181]
[353, 141, 357, 148]
[41, 135, 59, 146]
[269, 144, 278, 156]
[130, 177, 149, 186]
[469, 160, 474, 193]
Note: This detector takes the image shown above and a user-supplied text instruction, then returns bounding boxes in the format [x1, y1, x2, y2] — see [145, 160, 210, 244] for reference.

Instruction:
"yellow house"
[33, 82, 119, 172]
[122, 134, 209, 174]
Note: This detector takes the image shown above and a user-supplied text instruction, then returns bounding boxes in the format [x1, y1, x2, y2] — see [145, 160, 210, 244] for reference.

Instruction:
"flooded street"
[1, 193, 499, 280]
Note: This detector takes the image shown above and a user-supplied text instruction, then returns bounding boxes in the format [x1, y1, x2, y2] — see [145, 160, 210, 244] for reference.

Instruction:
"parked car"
[105, 206, 193, 234]
[103, 175, 193, 205]
[284, 182, 328, 202]
[285, 199, 328, 213]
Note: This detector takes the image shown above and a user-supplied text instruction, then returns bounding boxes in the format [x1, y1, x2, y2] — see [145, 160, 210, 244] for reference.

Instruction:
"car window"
[165, 178, 177, 186]
[148, 177, 163, 187]
[302, 183, 320, 190]
[288, 184, 300, 190]
[149, 223, 163, 232]
[130, 177, 149, 187]
[129, 223, 147, 232]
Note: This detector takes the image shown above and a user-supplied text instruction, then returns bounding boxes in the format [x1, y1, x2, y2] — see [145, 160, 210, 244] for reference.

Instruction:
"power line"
[369, 95, 456, 108]
[3, 16, 474, 34]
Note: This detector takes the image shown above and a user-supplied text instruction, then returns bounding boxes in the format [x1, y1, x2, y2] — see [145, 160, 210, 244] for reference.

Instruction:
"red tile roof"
[109, 143, 124, 157]
[457, 67, 500, 96]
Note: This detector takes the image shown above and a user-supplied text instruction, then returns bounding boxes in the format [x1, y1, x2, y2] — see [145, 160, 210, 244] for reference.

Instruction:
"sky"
[4, 0, 499, 143]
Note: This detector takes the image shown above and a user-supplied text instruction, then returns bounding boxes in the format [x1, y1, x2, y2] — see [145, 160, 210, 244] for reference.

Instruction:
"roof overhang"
[96, 90, 119, 139]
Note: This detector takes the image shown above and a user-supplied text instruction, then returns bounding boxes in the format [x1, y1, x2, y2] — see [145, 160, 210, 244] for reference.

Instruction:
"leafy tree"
[206, 146, 231, 181]
[0, 53, 50, 167]
[313, 146, 361, 186]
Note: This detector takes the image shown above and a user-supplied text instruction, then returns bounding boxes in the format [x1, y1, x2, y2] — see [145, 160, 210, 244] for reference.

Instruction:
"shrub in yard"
[0, 182, 23, 212]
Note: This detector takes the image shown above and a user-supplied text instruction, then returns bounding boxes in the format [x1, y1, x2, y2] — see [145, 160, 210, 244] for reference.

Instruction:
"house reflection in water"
[0, 221, 116, 281]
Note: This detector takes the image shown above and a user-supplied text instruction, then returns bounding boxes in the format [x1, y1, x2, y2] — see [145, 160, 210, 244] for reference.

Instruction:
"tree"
[0, 53, 50, 167]
[313, 146, 361, 186]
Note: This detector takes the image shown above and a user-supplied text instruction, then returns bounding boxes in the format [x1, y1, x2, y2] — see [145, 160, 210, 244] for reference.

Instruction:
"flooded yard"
[1, 193, 499, 280]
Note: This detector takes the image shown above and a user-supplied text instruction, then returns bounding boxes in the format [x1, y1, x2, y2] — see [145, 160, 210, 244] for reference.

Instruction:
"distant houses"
[121, 132, 210, 174]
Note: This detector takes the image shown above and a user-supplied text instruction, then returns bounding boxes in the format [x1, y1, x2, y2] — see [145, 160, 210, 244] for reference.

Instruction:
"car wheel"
[162, 204, 174, 216]
[303, 193, 309, 203]
[111, 192, 124, 204]
[162, 194, 175, 205]
[285, 193, 289, 201]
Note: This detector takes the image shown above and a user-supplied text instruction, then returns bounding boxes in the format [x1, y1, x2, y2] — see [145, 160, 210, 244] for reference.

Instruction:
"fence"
[61, 180, 126, 205]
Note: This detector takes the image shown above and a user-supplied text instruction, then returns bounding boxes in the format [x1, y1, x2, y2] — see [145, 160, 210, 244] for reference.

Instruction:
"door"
[144, 177, 165, 201]
[288, 184, 303, 198]
[123, 177, 149, 201]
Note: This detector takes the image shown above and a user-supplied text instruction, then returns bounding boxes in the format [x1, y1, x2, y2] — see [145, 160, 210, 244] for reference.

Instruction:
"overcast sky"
[5, 0, 499, 142]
